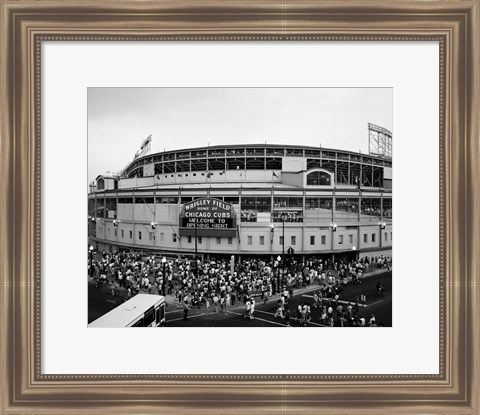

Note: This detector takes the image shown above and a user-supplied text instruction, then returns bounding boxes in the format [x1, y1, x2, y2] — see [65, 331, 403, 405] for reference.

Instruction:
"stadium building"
[88, 137, 392, 262]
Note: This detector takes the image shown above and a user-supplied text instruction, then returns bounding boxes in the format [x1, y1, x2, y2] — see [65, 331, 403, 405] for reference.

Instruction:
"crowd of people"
[89, 248, 391, 327]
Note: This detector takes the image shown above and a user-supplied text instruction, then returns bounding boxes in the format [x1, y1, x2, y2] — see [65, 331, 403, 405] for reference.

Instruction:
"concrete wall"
[94, 209, 392, 255]
[282, 157, 305, 172]
[117, 170, 283, 189]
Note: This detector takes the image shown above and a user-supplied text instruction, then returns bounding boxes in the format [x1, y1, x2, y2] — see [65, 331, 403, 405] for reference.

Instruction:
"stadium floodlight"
[380, 222, 386, 230]
[113, 220, 118, 227]
[331, 223, 337, 232]
[368, 123, 392, 159]
[151, 222, 156, 229]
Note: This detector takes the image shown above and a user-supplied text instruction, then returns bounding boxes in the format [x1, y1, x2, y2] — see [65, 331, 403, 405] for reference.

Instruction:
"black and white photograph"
[87, 88, 393, 328]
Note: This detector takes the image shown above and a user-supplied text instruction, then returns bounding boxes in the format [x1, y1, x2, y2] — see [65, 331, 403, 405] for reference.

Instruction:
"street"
[165, 271, 392, 327]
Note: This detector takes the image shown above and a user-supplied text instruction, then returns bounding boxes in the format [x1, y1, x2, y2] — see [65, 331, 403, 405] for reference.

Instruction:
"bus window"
[143, 307, 155, 327]
[159, 304, 165, 326]
[132, 318, 143, 327]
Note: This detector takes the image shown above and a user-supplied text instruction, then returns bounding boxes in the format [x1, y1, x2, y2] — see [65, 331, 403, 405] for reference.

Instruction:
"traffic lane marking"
[366, 299, 384, 307]
[168, 313, 207, 322]
[168, 310, 237, 322]
[226, 310, 288, 327]
[301, 294, 385, 308]
[254, 309, 326, 327]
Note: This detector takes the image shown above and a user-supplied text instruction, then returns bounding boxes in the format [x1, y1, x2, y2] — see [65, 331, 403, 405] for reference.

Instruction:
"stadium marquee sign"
[179, 198, 237, 237]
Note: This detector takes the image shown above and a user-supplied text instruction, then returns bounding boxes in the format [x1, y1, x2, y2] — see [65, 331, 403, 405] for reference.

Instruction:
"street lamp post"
[194, 218, 198, 273]
[277, 255, 282, 294]
[161, 256, 167, 296]
[89, 245, 94, 278]
[282, 216, 285, 275]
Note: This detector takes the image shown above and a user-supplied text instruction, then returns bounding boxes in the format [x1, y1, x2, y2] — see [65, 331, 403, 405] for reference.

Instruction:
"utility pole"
[282, 216, 285, 290]
[194, 217, 198, 277]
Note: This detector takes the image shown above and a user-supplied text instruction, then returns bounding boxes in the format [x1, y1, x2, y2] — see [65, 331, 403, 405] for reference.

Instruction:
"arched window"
[307, 171, 331, 186]
[97, 178, 105, 190]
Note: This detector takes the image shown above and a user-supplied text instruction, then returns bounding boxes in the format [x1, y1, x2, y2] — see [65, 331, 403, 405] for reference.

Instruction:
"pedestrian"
[274, 299, 284, 319]
[284, 307, 290, 326]
[183, 299, 189, 321]
[244, 299, 251, 319]
[301, 303, 308, 326]
[249, 298, 255, 320]
[305, 304, 311, 326]
[297, 302, 303, 322]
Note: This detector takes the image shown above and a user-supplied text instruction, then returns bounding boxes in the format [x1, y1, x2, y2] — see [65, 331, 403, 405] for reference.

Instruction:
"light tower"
[368, 123, 392, 159]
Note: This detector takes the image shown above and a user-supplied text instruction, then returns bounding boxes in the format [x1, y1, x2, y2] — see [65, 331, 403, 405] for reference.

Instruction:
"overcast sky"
[88, 88, 392, 184]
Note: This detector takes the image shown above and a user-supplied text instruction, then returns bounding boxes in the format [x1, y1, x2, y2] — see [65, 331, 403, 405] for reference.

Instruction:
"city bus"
[88, 294, 166, 328]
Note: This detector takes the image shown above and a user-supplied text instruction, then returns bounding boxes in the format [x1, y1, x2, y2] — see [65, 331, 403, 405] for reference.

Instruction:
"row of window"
[90, 196, 392, 219]
[125, 149, 390, 176]
[99, 227, 392, 246]
[127, 159, 386, 187]
[93, 196, 392, 207]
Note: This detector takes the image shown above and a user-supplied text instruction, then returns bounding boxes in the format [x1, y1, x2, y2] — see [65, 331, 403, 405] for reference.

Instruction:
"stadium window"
[310, 235, 315, 245]
[384, 232, 388, 241]
[107, 228, 110, 236]
[349, 234, 353, 244]
[138, 231, 142, 240]
[173, 234, 177, 243]
[364, 234, 368, 243]
[279, 236, 284, 246]
[198, 237, 203, 244]
[187, 236, 192, 244]
[339, 235, 344, 245]
[216, 237, 221, 245]
[247, 235, 253, 245]
[135, 197, 154, 204]
[321, 235, 326, 245]
[114, 229, 117, 237]
[372, 233, 376, 243]
[228, 237, 233, 245]
[259, 235, 265, 245]
[390, 232, 392, 240]
[306, 171, 331, 186]
[129, 230, 132, 239]
[224, 197, 239, 204]
[157, 197, 178, 204]
[336, 197, 359, 214]
[291, 235, 296, 245]
[160, 233, 164, 242]
[121, 230, 124, 238]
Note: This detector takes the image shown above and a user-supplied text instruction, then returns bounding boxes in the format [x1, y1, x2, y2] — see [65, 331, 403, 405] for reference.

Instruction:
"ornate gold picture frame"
[1, 1, 479, 413]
